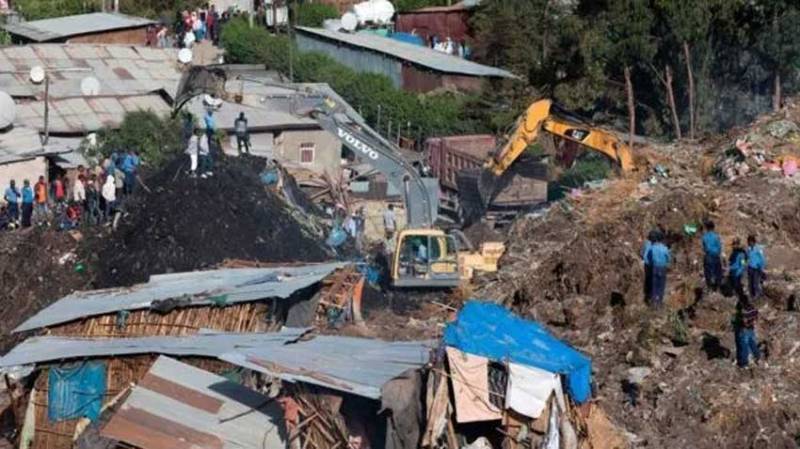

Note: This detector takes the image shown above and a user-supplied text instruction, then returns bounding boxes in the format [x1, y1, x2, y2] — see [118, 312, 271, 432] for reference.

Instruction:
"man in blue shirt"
[728, 238, 747, 298]
[701, 221, 723, 291]
[4, 179, 20, 225]
[20, 179, 33, 228]
[746, 234, 766, 300]
[120, 150, 140, 195]
[647, 233, 671, 307]
[641, 229, 659, 302]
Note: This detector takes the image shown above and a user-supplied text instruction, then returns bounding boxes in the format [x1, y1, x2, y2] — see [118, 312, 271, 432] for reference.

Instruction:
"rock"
[627, 367, 652, 384]
[765, 119, 800, 139]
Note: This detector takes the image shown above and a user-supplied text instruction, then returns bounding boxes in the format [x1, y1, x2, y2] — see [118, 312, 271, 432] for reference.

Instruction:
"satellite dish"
[203, 94, 223, 108]
[80, 76, 101, 96]
[0, 91, 17, 129]
[178, 48, 193, 64]
[29, 66, 45, 84]
[341, 12, 357, 31]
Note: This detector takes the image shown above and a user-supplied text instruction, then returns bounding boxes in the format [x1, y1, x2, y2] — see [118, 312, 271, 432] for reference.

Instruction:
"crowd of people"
[1, 151, 141, 232]
[641, 221, 767, 368]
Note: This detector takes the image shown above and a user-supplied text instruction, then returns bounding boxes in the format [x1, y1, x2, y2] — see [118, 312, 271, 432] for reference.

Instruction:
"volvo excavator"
[174, 66, 500, 288]
[456, 98, 635, 223]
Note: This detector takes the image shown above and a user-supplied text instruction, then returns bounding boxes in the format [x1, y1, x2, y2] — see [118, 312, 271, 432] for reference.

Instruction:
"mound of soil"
[91, 155, 332, 287]
[0, 229, 91, 353]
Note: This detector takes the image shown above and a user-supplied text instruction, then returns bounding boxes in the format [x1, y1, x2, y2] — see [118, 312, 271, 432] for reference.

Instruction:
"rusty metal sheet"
[102, 406, 224, 449]
[138, 374, 223, 414]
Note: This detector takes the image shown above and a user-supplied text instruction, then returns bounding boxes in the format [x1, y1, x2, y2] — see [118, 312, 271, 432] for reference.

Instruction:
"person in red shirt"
[53, 175, 65, 205]
[33, 176, 49, 225]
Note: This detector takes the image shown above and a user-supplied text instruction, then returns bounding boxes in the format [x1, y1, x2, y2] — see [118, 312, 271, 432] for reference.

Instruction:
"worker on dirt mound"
[185, 128, 200, 177]
[642, 229, 658, 302]
[33, 176, 48, 226]
[102, 175, 116, 222]
[701, 221, 723, 291]
[732, 296, 761, 368]
[4, 179, 20, 226]
[728, 238, 747, 298]
[746, 235, 766, 300]
[234, 112, 251, 155]
[383, 204, 397, 241]
[646, 232, 671, 307]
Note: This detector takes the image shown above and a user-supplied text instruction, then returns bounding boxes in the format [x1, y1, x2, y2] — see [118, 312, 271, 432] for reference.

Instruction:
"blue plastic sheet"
[48, 361, 107, 422]
[390, 32, 425, 46]
[326, 226, 348, 248]
[443, 301, 592, 403]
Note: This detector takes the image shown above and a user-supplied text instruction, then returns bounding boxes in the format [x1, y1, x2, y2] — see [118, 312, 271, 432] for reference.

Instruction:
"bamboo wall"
[49, 302, 272, 338]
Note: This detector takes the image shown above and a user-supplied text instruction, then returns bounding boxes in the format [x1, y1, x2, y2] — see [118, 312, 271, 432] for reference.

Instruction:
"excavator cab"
[391, 229, 460, 288]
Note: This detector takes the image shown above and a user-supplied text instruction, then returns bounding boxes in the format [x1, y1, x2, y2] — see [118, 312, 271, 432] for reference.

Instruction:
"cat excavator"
[174, 66, 502, 288]
[456, 99, 635, 222]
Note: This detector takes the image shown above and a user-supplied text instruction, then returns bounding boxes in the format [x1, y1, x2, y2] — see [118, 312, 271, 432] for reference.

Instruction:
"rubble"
[89, 156, 333, 287]
[477, 105, 800, 448]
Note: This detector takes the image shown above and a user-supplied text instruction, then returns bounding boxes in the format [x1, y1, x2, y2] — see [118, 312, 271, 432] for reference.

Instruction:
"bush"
[219, 18, 484, 139]
[295, 3, 339, 27]
[15, 0, 99, 20]
[85, 110, 185, 169]
[220, 18, 272, 64]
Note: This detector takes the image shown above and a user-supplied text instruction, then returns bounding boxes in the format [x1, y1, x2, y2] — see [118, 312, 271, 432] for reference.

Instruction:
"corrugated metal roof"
[0, 126, 43, 163]
[15, 262, 346, 332]
[0, 44, 181, 103]
[101, 356, 285, 449]
[0, 329, 308, 367]
[0, 331, 432, 399]
[220, 336, 433, 399]
[295, 26, 514, 78]
[3, 13, 155, 42]
[13, 94, 171, 133]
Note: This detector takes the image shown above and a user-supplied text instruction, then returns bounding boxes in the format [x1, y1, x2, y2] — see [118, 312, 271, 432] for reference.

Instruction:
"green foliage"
[219, 17, 272, 64]
[295, 3, 339, 27]
[393, 0, 449, 13]
[15, 0, 100, 20]
[86, 110, 184, 168]
[220, 18, 483, 138]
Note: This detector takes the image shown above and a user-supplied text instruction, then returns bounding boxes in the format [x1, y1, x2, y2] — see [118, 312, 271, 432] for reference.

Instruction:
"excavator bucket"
[456, 167, 499, 224]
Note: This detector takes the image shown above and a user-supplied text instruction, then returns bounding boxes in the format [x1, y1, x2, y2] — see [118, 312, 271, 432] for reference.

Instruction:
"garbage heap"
[89, 155, 333, 287]
[477, 104, 800, 448]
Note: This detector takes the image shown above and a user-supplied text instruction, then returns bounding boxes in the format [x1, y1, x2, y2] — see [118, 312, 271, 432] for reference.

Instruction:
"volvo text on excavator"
[174, 66, 500, 288]
[456, 98, 635, 223]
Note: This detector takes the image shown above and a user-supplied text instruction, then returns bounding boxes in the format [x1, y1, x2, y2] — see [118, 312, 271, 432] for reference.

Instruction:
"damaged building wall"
[274, 129, 343, 176]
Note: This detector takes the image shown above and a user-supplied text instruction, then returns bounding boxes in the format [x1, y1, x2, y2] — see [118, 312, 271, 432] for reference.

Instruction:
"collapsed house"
[0, 257, 620, 449]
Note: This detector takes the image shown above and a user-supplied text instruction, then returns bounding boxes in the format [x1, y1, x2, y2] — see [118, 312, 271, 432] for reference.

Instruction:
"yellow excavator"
[457, 98, 634, 222]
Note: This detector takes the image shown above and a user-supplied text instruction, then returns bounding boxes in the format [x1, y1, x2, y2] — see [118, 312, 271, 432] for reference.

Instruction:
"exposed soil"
[0, 229, 91, 353]
[89, 155, 332, 287]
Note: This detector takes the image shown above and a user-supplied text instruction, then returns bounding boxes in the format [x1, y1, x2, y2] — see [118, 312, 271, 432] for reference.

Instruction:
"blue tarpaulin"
[390, 32, 425, 46]
[443, 301, 592, 403]
[48, 361, 107, 422]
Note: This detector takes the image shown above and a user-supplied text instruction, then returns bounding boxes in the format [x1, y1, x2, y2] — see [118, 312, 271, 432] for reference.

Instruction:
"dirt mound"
[91, 155, 332, 287]
[477, 107, 800, 447]
[0, 229, 91, 353]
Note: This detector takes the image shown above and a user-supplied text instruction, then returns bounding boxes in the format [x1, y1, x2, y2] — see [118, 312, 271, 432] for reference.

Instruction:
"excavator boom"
[457, 98, 634, 222]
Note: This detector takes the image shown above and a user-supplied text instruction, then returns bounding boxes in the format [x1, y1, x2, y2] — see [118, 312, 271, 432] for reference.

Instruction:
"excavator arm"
[457, 98, 634, 222]
[488, 98, 634, 175]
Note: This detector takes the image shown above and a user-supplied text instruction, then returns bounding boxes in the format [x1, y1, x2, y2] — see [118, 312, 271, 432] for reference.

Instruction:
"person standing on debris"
[746, 235, 766, 300]
[641, 229, 658, 302]
[383, 204, 397, 241]
[120, 150, 139, 195]
[198, 128, 213, 178]
[647, 233, 671, 307]
[20, 179, 33, 228]
[234, 112, 251, 155]
[33, 176, 48, 226]
[732, 297, 761, 368]
[4, 179, 20, 226]
[701, 221, 723, 291]
[728, 238, 747, 297]
[102, 175, 116, 222]
[186, 128, 200, 177]
[52, 175, 65, 206]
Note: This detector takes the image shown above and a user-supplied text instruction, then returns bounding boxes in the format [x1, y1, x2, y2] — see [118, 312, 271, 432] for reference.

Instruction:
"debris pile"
[477, 106, 800, 447]
[91, 156, 332, 287]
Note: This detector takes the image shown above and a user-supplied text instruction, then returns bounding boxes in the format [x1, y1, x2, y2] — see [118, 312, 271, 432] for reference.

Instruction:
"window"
[300, 143, 315, 164]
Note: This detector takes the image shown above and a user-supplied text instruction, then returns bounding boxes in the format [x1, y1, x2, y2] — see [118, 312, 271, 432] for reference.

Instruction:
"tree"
[750, 0, 800, 111]
[295, 3, 339, 27]
[14, 0, 99, 20]
[656, 0, 715, 139]
[604, 0, 656, 148]
[87, 111, 185, 168]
